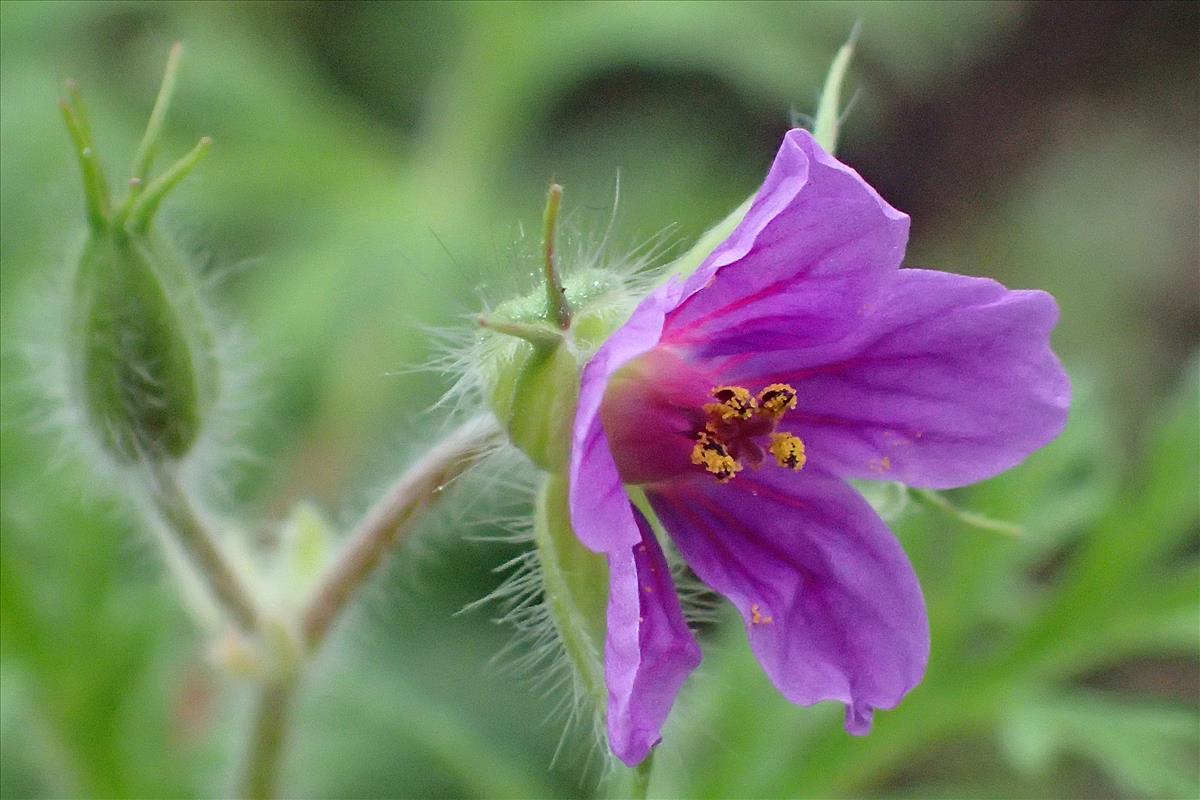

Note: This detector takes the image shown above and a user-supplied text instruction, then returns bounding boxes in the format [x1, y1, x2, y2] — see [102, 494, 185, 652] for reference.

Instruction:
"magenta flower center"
[601, 349, 806, 486]
[692, 382, 806, 482]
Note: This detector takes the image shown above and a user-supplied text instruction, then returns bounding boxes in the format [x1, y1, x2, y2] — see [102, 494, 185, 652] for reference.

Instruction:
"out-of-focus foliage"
[1, 2, 1196, 798]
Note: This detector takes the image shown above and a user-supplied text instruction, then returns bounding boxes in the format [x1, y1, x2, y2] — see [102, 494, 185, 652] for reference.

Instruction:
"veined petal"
[571, 130, 908, 550]
[647, 468, 928, 732]
[730, 269, 1071, 488]
[663, 129, 909, 357]
[606, 507, 703, 766]
[571, 130, 824, 548]
[570, 282, 684, 552]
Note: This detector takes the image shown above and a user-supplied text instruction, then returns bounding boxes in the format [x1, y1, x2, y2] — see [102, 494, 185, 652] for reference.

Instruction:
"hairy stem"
[300, 415, 503, 649]
[145, 463, 260, 631]
[241, 675, 297, 800]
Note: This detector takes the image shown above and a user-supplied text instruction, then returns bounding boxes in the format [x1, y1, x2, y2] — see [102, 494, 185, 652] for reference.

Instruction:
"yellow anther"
[691, 431, 742, 483]
[769, 432, 807, 471]
[758, 383, 798, 417]
[705, 385, 756, 421]
[751, 603, 773, 625]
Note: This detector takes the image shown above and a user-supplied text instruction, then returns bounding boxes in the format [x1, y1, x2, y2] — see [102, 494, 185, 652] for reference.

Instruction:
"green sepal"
[481, 267, 629, 471]
[485, 337, 580, 471]
[533, 473, 608, 715]
[852, 479, 909, 521]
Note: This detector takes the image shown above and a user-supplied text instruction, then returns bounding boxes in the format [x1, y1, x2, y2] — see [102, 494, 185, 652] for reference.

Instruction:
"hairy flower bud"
[479, 185, 632, 471]
[69, 227, 219, 461]
[60, 45, 219, 463]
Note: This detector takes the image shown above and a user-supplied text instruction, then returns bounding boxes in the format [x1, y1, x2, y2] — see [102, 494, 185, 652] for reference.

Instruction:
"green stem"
[664, 195, 753, 281]
[630, 753, 655, 800]
[909, 488, 1024, 537]
[145, 463, 260, 632]
[813, 21, 861, 154]
[241, 676, 297, 800]
[300, 415, 503, 649]
[663, 24, 861, 282]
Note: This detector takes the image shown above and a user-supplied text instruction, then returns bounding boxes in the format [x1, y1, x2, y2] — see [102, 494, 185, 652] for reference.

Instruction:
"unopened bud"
[479, 185, 632, 471]
[61, 45, 219, 463]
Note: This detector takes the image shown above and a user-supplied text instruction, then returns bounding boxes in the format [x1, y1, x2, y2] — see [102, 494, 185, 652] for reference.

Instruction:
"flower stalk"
[630, 753, 655, 800]
[242, 674, 298, 800]
[300, 415, 504, 650]
[144, 463, 260, 632]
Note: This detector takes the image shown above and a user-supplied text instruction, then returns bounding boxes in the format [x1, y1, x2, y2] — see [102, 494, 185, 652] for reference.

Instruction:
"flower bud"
[69, 228, 219, 462]
[60, 45, 219, 463]
[479, 185, 632, 471]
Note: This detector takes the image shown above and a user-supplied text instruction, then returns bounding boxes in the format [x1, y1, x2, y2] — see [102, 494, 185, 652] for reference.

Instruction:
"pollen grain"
[769, 432, 807, 471]
[704, 385, 757, 420]
[758, 383, 798, 418]
[691, 432, 742, 483]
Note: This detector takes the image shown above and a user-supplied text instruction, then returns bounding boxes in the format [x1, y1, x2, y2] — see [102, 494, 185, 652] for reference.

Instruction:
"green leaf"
[999, 691, 1200, 798]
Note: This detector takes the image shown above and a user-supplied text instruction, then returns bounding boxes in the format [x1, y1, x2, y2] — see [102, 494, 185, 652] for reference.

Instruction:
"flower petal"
[570, 130, 822, 549]
[647, 468, 928, 732]
[570, 281, 685, 552]
[571, 130, 908, 550]
[729, 269, 1071, 488]
[606, 507, 703, 766]
[662, 129, 910, 358]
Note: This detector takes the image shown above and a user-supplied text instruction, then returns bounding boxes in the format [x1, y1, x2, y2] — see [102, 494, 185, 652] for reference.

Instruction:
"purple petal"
[569, 130, 825, 549]
[728, 269, 1071, 488]
[662, 129, 909, 358]
[605, 507, 703, 766]
[570, 129, 904, 549]
[570, 282, 684, 552]
[647, 468, 928, 732]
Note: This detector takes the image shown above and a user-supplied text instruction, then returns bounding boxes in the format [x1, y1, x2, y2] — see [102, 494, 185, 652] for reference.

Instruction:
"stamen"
[705, 385, 756, 421]
[692, 383, 806, 482]
[691, 432, 742, 483]
[751, 603, 774, 625]
[769, 432, 807, 470]
[758, 383, 798, 418]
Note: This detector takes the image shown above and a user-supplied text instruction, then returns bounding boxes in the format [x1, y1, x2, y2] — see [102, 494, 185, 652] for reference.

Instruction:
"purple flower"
[568, 129, 1071, 766]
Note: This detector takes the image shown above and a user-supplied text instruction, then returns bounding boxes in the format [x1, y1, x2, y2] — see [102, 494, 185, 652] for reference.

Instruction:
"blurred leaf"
[1000, 691, 1200, 798]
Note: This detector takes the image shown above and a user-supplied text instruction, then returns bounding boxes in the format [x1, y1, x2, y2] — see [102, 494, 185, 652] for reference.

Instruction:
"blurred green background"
[2, 1, 1197, 798]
